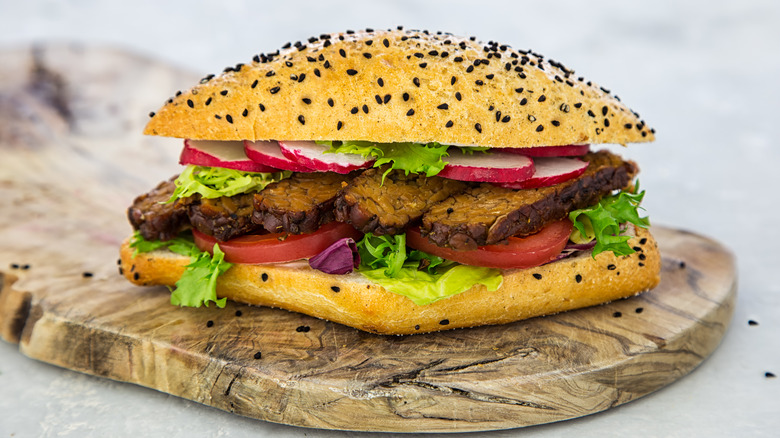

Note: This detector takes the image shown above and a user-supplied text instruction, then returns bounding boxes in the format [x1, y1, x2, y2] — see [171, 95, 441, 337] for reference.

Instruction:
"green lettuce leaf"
[356, 233, 502, 305]
[569, 182, 650, 257]
[320, 141, 450, 178]
[168, 165, 290, 203]
[170, 244, 231, 308]
[129, 232, 232, 308]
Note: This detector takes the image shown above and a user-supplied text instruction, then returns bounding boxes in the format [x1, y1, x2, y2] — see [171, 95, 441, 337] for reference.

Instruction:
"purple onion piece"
[543, 239, 597, 265]
[308, 238, 360, 274]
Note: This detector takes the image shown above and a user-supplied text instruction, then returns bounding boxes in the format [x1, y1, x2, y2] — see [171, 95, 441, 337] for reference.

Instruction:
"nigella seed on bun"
[122, 28, 659, 335]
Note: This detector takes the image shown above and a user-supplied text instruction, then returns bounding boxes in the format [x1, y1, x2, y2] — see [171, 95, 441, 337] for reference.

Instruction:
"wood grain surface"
[0, 45, 736, 432]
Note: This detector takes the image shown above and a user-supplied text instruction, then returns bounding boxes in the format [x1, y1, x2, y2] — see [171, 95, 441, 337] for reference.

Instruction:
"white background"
[1, 1, 778, 437]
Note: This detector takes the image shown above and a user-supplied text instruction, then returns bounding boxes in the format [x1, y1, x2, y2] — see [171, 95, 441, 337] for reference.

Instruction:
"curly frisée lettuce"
[130, 231, 232, 308]
[356, 233, 502, 305]
[569, 182, 650, 257]
[167, 165, 290, 203]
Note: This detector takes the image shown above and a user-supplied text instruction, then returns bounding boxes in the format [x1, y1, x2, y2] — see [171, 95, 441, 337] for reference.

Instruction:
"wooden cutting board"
[0, 45, 736, 433]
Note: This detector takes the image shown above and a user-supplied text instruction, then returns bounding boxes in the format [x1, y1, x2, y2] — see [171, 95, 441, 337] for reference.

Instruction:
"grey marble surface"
[1, 1, 778, 437]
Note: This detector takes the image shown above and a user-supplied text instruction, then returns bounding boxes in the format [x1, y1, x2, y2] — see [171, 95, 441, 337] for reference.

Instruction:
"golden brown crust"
[119, 226, 660, 335]
[144, 29, 654, 148]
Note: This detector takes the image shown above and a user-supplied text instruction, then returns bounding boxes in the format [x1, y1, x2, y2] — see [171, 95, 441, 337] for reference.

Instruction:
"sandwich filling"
[128, 143, 648, 307]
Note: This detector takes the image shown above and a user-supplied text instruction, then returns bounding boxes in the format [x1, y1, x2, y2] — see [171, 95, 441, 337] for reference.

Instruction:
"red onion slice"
[308, 238, 360, 274]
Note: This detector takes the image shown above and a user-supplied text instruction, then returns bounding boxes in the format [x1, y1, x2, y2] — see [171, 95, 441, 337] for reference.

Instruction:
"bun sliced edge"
[119, 226, 660, 335]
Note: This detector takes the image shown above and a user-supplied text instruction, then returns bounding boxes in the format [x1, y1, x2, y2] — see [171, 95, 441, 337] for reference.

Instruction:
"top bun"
[145, 28, 654, 148]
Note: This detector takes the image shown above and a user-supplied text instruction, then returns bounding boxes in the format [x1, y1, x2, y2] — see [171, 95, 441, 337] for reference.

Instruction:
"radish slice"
[437, 150, 534, 183]
[497, 157, 588, 189]
[244, 140, 315, 172]
[278, 140, 374, 174]
[180, 139, 281, 173]
[502, 144, 590, 157]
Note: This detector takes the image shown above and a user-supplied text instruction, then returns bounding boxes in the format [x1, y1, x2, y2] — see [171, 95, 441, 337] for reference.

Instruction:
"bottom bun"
[119, 226, 660, 335]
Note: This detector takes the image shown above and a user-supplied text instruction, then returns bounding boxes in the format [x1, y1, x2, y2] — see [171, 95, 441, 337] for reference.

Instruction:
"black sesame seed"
[339, 49, 347, 57]
[414, 52, 424, 59]
[501, 115, 511, 123]
[413, 77, 420, 87]
[250, 80, 258, 89]
[362, 104, 369, 114]
[363, 53, 372, 59]
[285, 61, 293, 67]
[575, 274, 583, 283]
[437, 103, 449, 110]
[639, 238, 647, 245]
[445, 120, 454, 128]
[624, 123, 633, 129]
[488, 105, 495, 111]
[495, 111, 501, 122]
[520, 98, 527, 105]
[515, 87, 524, 93]
[765, 372, 776, 378]
[466, 65, 474, 73]
[439, 319, 450, 325]
[451, 76, 457, 85]
[613, 311, 622, 318]
[351, 107, 358, 114]
[226, 114, 233, 124]
[214, 115, 222, 119]
[148, 112, 155, 118]
[639, 254, 646, 261]
[536, 124, 544, 132]
[475, 79, 484, 86]
[331, 286, 341, 292]
[602, 105, 608, 116]
[314, 68, 321, 77]
[414, 324, 421, 330]
[82, 272, 93, 278]
[587, 109, 595, 117]
[259, 103, 265, 111]
[455, 92, 462, 101]
[187, 99, 194, 108]
[419, 62, 427, 68]
[298, 73, 306, 83]
[532, 273, 542, 280]
[377, 78, 385, 87]
[383, 38, 390, 48]
[261, 273, 269, 281]
[486, 74, 494, 80]
[242, 109, 248, 117]
[538, 95, 546, 102]
[298, 115, 305, 125]
[296, 325, 311, 333]
[446, 207, 454, 214]
[347, 69, 358, 76]
[254, 352, 262, 359]
[551, 120, 560, 127]
[403, 92, 410, 101]
[748, 320, 759, 326]
[302, 98, 311, 104]
[337, 121, 343, 130]
[607, 264, 617, 270]
[375, 95, 382, 104]
[266, 70, 276, 77]
[453, 56, 463, 62]
[235, 310, 243, 316]
[220, 90, 228, 96]
[475, 123, 482, 133]
[270, 86, 280, 94]
[207, 320, 214, 327]
[324, 60, 331, 69]
[406, 109, 415, 116]
[604, 118, 610, 127]
[639, 262, 645, 267]
[383, 94, 391, 104]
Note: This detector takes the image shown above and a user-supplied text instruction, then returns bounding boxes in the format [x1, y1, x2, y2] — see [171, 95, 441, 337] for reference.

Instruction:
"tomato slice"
[192, 222, 363, 264]
[406, 220, 573, 269]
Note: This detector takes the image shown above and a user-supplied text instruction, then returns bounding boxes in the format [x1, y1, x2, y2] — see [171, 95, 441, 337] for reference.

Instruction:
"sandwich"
[120, 27, 660, 335]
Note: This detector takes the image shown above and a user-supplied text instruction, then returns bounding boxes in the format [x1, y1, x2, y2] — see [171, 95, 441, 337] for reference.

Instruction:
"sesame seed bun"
[145, 28, 654, 148]
[120, 226, 660, 335]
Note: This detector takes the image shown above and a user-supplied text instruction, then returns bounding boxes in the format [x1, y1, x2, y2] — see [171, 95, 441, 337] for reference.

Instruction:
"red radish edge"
[244, 140, 315, 172]
[497, 157, 589, 189]
[437, 149, 535, 183]
[501, 144, 590, 157]
[278, 141, 374, 174]
[180, 139, 281, 173]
